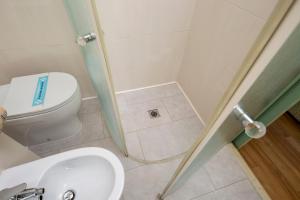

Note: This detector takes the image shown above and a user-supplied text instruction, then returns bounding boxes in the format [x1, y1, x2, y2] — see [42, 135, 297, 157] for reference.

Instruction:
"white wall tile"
[107, 31, 189, 91]
[0, 0, 95, 97]
[178, 0, 272, 123]
[228, 0, 278, 20]
[96, 0, 197, 37]
[96, 0, 194, 91]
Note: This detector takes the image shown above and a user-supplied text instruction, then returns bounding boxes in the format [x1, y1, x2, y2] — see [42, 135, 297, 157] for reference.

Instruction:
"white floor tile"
[159, 84, 182, 97]
[79, 111, 102, 126]
[165, 167, 214, 200]
[79, 122, 105, 144]
[79, 98, 101, 114]
[125, 132, 145, 160]
[163, 94, 196, 120]
[137, 117, 203, 160]
[123, 159, 181, 200]
[29, 132, 82, 157]
[123, 88, 159, 105]
[116, 93, 129, 115]
[120, 100, 172, 133]
[194, 180, 261, 200]
[29, 141, 62, 157]
[204, 146, 247, 189]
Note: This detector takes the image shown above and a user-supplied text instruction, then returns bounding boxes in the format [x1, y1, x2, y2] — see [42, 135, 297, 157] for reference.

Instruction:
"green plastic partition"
[63, 0, 127, 153]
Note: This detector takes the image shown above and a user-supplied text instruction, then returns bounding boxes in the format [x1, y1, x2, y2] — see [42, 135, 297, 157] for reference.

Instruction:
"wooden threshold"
[239, 113, 300, 200]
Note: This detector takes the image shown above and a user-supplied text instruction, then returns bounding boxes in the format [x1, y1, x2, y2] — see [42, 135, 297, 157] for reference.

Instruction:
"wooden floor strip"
[240, 113, 300, 200]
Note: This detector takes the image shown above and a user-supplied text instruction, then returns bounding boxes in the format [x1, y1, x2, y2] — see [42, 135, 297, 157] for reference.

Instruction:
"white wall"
[0, 0, 95, 98]
[0, 133, 38, 171]
[96, 0, 197, 92]
[178, 0, 278, 123]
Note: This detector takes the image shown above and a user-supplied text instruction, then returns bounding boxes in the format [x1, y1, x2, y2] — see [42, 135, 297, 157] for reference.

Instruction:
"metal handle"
[76, 32, 96, 47]
[233, 105, 266, 139]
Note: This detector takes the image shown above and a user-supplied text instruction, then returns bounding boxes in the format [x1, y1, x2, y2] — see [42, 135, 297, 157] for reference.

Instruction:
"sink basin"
[0, 147, 124, 200]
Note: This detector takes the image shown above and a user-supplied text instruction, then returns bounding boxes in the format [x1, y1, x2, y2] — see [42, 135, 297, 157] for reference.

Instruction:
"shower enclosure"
[63, 0, 295, 199]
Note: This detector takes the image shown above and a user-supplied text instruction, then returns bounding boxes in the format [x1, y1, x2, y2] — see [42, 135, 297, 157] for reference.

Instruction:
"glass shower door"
[63, 0, 127, 154]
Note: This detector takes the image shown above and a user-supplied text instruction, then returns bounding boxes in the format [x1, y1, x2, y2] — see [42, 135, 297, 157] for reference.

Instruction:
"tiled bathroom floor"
[29, 91, 261, 200]
[116, 83, 204, 160]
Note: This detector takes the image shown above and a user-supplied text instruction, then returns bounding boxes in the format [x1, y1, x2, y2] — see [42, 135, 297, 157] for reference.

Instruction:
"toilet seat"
[3, 72, 78, 120]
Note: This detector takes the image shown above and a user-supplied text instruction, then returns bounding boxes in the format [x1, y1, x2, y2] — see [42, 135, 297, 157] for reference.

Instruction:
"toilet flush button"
[32, 76, 48, 106]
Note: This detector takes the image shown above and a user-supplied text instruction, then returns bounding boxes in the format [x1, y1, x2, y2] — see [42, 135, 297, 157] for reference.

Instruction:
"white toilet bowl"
[0, 72, 82, 146]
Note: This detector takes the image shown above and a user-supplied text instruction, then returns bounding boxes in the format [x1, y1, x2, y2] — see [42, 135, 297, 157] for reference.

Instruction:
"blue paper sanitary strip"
[32, 76, 48, 106]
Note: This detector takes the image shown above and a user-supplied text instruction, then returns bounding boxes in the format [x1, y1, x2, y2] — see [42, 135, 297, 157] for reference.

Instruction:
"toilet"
[0, 72, 82, 146]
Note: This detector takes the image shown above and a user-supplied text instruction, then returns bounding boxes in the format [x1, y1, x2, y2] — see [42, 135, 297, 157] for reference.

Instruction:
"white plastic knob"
[244, 121, 266, 139]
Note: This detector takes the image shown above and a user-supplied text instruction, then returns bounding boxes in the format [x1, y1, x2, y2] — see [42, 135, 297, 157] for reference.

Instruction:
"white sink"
[0, 147, 124, 200]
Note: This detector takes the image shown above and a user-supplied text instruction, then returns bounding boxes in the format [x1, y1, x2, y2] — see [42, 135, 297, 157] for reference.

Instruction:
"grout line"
[189, 190, 215, 200]
[228, 143, 271, 200]
[124, 164, 146, 172]
[202, 166, 217, 190]
[116, 83, 204, 163]
[159, 98, 174, 122]
[189, 179, 250, 200]
[117, 83, 200, 133]
[115, 82, 177, 94]
[124, 162, 149, 172]
[160, 95, 177, 122]
[135, 132, 147, 161]
[175, 82, 206, 126]
[224, 0, 268, 21]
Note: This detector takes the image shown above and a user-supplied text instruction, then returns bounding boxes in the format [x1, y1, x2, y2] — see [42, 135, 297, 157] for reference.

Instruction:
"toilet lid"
[4, 72, 78, 119]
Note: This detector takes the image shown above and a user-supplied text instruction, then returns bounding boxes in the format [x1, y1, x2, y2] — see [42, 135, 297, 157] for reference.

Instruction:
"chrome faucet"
[0, 183, 45, 200]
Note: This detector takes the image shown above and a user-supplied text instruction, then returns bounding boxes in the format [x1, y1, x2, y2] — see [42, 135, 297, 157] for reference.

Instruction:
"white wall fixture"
[233, 105, 266, 138]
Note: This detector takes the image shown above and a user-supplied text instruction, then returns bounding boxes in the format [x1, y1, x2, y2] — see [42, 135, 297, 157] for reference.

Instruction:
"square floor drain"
[148, 109, 160, 119]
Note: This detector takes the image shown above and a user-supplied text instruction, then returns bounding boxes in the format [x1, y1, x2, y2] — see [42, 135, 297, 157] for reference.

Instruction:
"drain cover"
[63, 190, 75, 200]
[148, 109, 160, 118]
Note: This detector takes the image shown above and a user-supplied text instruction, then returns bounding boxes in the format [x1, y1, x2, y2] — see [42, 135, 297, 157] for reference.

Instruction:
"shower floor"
[116, 83, 204, 161]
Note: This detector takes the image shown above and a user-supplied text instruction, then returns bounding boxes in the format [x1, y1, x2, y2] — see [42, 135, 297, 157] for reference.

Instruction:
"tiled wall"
[0, 0, 95, 97]
[178, 0, 278, 123]
[95, 0, 197, 91]
[0, 0, 278, 122]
